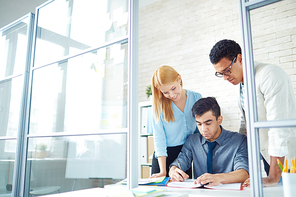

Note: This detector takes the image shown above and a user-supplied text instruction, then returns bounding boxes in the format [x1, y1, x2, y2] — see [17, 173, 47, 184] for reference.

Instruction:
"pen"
[294, 157, 296, 173]
[283, 159, 288, 173]
[200, 182, 210, 187]
[177, 160, 181, 170]
[291, 159, 295, 173]
[176, 160, 185, 181]
[277, 159, 283, 172]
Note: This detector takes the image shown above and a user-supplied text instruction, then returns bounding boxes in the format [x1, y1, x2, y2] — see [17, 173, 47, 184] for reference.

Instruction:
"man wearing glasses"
[209, 39, 296, 187]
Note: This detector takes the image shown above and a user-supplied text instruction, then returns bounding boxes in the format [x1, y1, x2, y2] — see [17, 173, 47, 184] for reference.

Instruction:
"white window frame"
[239, 0, 296, 196]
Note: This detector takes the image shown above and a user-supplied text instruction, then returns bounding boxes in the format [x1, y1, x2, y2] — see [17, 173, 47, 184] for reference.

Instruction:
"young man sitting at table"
[169, 97, 249, 187]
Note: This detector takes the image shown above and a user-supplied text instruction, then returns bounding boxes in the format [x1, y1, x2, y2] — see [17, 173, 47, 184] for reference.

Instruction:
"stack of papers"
[167, 179, 242, 190]
[131, 188, 165, 197]
[142, 177, 170, 186]
[131, 188, 189, 197]
[119, 176, 170, 186]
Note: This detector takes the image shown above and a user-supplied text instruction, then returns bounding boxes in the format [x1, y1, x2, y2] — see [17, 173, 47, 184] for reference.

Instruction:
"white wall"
[138, 0, 296, 132]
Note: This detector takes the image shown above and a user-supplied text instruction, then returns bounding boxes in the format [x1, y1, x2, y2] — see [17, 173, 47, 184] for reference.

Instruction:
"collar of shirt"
[201, 126, 226, 146]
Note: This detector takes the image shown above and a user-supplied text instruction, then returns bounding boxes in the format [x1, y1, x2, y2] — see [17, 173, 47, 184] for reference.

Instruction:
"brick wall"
[138, 0, 296, 132]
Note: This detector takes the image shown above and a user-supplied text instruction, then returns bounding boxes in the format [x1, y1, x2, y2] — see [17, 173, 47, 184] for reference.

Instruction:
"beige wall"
[138, 0, 296, 132]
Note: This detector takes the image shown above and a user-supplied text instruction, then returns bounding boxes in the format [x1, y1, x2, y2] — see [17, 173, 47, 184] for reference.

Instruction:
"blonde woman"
[151, 65, 202, 178]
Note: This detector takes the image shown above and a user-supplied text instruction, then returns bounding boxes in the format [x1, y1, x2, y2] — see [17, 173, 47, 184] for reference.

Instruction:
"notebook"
[166, 179, 242, 190]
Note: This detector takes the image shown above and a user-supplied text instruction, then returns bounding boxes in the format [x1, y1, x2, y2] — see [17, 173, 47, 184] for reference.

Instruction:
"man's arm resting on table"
[263, 156, 284, 186]
[243, 156, 284, 187]
[195, 169, 249, 187]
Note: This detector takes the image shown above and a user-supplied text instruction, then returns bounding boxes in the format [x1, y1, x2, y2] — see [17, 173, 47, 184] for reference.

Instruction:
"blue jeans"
[278, 176, 283, 185]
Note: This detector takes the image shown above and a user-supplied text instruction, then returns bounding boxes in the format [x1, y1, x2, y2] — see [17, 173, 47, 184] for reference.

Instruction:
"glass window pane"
[34, 0, 128, 67]
[25, 134, 126, 195]
[0, 17, 29, 79]
[249, 0, 296, 122]
[0, 139, 16, 196]
[0, 77, 23, 137]
[29, 43, 128, 135]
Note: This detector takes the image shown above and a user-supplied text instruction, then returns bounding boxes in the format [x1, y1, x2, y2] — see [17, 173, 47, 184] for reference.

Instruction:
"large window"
[0, 0, 139, 196]
[24, 0, 130, 195]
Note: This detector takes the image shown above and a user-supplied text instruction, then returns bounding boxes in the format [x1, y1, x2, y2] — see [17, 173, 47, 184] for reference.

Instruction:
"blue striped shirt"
[170, 127, 249, 178]
[240, 83, 245, 111]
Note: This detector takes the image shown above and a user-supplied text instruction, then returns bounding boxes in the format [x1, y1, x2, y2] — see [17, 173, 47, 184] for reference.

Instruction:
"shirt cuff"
[268, 128, 289, 157]
[268, 145, 288, 157]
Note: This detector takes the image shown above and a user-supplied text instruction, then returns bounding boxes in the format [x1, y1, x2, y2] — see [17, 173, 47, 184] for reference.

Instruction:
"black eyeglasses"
[215, 56, 237, 78]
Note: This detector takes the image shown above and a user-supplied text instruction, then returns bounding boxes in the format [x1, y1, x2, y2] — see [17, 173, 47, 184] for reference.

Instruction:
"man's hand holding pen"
[169, 166, 189, 182]
[169, 160, 222, 186]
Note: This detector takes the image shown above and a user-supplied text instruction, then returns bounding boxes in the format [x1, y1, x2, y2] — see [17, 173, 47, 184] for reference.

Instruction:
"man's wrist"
[215, 173, 225, 184]
[168, 166, 177, 177]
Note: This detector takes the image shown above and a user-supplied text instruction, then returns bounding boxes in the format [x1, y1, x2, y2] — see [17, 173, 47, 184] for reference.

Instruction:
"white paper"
[167, 179, 242, 190]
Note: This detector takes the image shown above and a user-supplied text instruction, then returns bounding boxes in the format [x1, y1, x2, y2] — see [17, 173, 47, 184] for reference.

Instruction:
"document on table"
[118, 176, 168, 185]
[167, 179, 242, 190]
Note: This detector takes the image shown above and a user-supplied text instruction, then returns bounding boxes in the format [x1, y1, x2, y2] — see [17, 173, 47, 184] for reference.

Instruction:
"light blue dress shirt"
[170, 126, 249, 178]
[152, 89, 202, 157]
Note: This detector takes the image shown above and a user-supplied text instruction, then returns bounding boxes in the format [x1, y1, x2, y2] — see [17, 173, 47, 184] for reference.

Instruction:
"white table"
[30, 186, 61, 196]
[167, 186, 284, 197]
[42, 184, 284, 197]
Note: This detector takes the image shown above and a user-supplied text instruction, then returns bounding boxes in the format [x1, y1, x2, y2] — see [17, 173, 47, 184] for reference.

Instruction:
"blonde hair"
[151, 65, 183, 123]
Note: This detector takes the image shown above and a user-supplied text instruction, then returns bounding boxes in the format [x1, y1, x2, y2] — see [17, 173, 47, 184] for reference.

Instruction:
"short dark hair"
[209, 39, 241, 64]
[192, 97, 221, 119]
